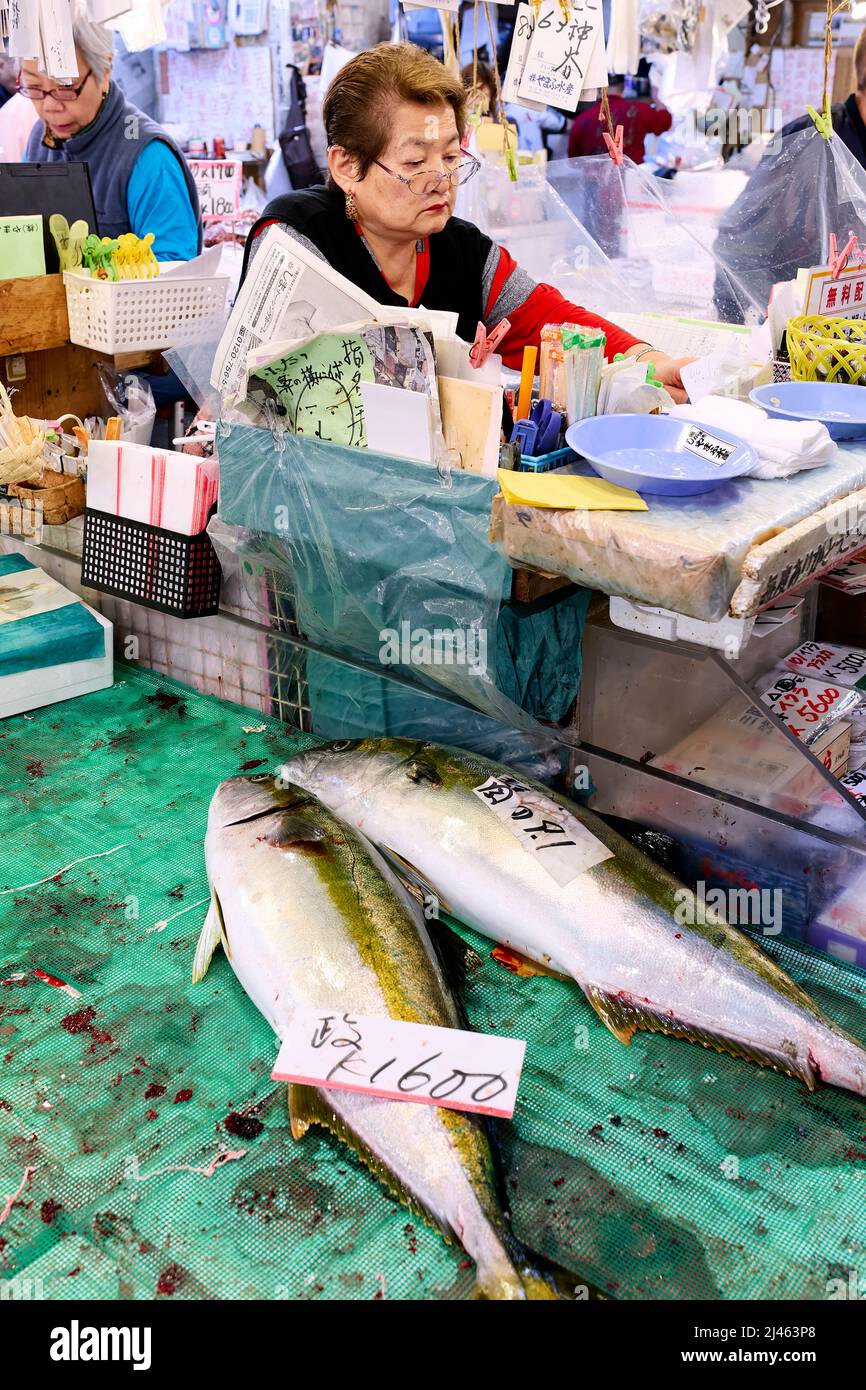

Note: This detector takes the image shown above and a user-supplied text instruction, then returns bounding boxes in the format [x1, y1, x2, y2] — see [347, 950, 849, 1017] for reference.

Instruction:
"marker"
[517, 345, 537, 423]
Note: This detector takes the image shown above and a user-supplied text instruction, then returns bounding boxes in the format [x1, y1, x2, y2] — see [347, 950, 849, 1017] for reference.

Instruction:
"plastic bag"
[713, 126, 866, 323]
[95, 365, 156, 445]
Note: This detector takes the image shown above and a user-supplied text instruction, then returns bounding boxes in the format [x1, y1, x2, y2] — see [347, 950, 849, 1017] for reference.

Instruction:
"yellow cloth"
[496, 469, 648, 511]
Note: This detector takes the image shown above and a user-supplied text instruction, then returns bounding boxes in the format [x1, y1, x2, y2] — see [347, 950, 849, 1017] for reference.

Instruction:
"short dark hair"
[323, 42, 467, 179]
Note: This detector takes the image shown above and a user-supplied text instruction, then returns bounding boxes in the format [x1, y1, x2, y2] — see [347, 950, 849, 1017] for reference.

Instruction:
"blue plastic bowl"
[750, 381, 866, 440]
[565, 414, 757, 496]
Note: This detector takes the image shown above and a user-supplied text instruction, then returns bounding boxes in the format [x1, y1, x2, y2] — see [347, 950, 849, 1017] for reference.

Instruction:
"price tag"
[839, 766, 866, 801]
[517, 2, 602, 112]
[272, 1008, 525, 1119]
[681, 424, 738, 465]
[782, 641, 866, 691]
[188, 159, 242, 220]
[472, 775, 613, 886]
[757, 671, 859, 744]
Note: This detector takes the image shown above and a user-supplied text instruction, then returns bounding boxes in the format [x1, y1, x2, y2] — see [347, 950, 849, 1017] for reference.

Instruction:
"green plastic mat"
[2, 663, 866, 1300]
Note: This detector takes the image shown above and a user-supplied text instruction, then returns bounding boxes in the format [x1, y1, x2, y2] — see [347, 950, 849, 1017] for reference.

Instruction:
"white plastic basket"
[63, 267, 230, 354]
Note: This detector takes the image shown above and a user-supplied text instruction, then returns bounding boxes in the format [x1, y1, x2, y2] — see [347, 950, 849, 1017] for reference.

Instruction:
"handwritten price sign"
[188, 159, 242, 220]
[272, 1008, 526, 1119]
[472, 774, 613, 887]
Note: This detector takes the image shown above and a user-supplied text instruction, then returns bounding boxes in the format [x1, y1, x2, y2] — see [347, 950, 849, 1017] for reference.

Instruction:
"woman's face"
[330, 99, 462, 242]
[21, 47, 108, 142]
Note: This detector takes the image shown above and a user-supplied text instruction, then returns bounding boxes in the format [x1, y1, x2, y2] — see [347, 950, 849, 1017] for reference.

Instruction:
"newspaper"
[210, 226, 382, 402]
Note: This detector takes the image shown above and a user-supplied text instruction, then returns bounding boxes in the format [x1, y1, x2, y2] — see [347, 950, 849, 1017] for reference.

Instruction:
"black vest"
[241, 185, 493, 344]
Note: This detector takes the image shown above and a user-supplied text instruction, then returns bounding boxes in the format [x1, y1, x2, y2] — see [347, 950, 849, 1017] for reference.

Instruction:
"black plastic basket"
[81, 508, 221, 619]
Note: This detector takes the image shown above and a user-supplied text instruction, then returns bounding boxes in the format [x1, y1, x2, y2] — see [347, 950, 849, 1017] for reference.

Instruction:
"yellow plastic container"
[787, 313, 866, 386]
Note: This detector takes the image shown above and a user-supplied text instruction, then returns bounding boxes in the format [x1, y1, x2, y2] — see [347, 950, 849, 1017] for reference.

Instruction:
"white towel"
[670, 396, 837, 479]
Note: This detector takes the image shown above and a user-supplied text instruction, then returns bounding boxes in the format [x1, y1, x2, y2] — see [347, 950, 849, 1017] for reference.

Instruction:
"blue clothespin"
[511, 418, 539, 455]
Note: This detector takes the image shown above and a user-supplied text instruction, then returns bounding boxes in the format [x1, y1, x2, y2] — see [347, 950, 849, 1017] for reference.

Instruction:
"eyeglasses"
[373, 152, 480, 198]
[17, 69, 93, 104]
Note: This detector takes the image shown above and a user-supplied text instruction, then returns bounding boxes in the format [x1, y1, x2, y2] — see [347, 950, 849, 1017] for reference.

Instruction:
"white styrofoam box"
[0, 603, 113, 720]
[609, 596, 756, 656]
[64, 268, 230, 355]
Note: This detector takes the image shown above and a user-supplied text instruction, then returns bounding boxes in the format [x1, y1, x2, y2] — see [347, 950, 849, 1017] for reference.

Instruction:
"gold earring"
[345, 190, 359, 222]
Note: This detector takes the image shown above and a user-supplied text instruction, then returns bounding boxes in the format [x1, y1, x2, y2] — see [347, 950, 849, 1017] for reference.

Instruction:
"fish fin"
[427, 918, 484, 989]
[211, 887, 232, 962]
[491, 945, 570, 981]
[192, 899, 223, 983]
[286, 1082, 454, 1242]
[581, 988, 818, 1089]
[583, 985, 639, 1044]
[378, 844, 454, 918]
[287, 1083, 312, 1140]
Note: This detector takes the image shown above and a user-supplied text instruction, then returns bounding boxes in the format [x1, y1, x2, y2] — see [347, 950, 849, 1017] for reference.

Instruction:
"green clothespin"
[806, 92, 833, 140]
[613, 352, 627, 362]
[646, 364, 662, 387]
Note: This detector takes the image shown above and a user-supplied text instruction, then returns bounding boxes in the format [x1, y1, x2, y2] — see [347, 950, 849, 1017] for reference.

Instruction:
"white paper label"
[272, 1008, 525, 1119]
[782, 641, 866, 690]
[758, 672, 860, 743]
[682, 425, 737, 465]
[518, 2, 603, 112]
[0, 568, 77, 626]
[502, 4, 544, 109]
[472, 775, 613, 886]
[839, 767, 866, 801]
[188, 159, 242, 220]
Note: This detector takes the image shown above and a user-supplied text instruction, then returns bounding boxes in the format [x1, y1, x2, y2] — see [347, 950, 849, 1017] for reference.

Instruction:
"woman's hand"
[628, 349, 695, 405]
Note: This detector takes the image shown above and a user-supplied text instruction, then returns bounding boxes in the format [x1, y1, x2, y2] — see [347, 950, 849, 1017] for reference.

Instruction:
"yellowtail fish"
[196, 775, 558, 1300]
[282, 740, 866, 1096]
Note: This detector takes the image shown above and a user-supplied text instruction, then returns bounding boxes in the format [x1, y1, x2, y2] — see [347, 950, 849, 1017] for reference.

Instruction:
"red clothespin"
[469, 317, 511, 368]
[603, 125, 624, 165]
[828, 230, 859, 279]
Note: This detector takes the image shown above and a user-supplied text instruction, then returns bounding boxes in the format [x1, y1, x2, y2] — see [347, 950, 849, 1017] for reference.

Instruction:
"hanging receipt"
[502, 4, 545, 110]
[472, 775, 614, 887]
[518, 2, 604, 112]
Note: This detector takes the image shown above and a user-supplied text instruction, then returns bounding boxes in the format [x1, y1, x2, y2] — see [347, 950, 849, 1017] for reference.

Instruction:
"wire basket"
[82, 509, 222, 618]
[787, 314, 866, 386]
[63, 268, 230, 355]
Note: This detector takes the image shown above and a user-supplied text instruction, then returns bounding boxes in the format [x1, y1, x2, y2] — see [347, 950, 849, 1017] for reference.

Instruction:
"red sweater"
[568, 94, 673, 165]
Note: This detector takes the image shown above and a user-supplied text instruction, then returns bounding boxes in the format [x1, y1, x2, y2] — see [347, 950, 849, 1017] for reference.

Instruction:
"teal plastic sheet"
[214, 422, 587, 735]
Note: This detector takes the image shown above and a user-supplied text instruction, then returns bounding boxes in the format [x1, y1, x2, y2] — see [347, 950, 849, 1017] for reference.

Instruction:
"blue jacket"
[25, 80, 201, 261]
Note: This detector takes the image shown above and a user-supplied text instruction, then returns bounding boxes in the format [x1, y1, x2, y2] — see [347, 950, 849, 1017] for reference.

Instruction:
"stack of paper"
[87, 440, 219, 535]
[822, 549, 866, 596]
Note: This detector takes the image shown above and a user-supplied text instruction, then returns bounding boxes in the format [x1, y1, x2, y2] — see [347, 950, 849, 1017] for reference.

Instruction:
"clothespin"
[806, 93, 833, 140]
[603, 125, 624, 165]
[828, 230, 859, 279]
[469, 317, 511, 369]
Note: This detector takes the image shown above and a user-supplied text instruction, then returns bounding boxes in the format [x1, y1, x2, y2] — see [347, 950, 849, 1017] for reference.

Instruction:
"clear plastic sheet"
[714, 127, 866, 322]
[461, 153, 760, 324]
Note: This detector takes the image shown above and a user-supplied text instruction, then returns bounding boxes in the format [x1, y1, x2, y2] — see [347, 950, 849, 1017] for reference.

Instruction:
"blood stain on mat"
[168, 885, 185, 899]
[156, 1264, 189, 1296]
[144, 1083, 166, 1100]
[145, 1109, 158, 1121]
[60, 1006, 113, 1046]
[147, 692, 187, 717]
[174, 1089, 193, 1104]
[224, 1111, 263, 1140]
[40, 1198, 62, 1224]
[25, 761, 45, 779]
[240, 759, 267, 771]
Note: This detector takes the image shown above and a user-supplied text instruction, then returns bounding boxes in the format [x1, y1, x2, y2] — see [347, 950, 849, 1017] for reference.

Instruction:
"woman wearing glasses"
[243, 43, 691, 401]
[22, 17, 201, 264]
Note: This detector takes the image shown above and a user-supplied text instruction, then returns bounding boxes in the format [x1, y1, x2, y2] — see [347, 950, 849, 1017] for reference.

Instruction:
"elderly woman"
[243, 43, 690, 400]
[22, 17, 201, 262]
